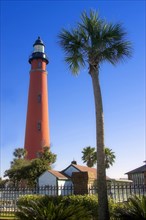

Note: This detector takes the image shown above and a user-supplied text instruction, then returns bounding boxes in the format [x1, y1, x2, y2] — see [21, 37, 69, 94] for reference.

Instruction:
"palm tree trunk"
[90, 67, 109, 220]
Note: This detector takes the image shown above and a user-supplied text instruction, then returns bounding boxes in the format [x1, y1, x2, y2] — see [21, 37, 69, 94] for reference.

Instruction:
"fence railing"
[0, 183, 145, 217]
[107, 183, 145, 202]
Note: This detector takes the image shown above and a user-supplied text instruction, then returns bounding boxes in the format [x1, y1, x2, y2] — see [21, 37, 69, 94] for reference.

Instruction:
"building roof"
[72, 164, 97, 173]
[63, 163, 111, 180]
[112, 179, 133, 183]
[126, 164, 146, 174]
[48, 170, 69, 180]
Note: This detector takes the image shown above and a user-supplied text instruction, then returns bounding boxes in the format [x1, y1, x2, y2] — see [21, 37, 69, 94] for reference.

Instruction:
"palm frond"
[100, 41, 132, 65]
[101, 23, 127, 41]
[79, 10, 104, 50]
[128, 196, 146, 218]
[104, 148, 115, 169]
[65, 54, 85, 74]
[58, 28, 85, 74]
[113, 196, 146, 219]
[58, 9, 132, 73]
[82, 146, 97, 167]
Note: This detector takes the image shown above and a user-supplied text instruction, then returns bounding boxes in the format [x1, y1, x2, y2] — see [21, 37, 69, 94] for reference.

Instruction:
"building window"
[38, 94, 41, 103]
[38, 61, 42, 68]
[37, 122, 41, 131]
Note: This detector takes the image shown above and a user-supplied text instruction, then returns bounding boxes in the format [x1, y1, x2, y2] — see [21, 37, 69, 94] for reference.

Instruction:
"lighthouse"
[24, 37, 50, 159]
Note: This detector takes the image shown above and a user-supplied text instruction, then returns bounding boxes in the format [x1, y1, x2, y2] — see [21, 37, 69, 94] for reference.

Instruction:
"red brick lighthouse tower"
[24, 37, 50, 159]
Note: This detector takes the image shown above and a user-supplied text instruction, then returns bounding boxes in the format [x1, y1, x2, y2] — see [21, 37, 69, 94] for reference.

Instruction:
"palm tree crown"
[82, 146, 115, 169]
[105, 147, 116, 169]
[13, 148, 27, 159]
[58, 10, 132, 75]
[82, 146, 96, 167]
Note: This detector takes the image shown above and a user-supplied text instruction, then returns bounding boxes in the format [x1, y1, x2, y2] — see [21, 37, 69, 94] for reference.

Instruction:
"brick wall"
[72, 171, 96, 195]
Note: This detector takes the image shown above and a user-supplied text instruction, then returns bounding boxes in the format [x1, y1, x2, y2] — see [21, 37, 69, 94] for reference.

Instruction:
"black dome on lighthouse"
[33, 36, 44, 46]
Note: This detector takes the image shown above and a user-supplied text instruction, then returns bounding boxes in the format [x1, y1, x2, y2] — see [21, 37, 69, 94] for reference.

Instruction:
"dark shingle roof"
[126, 165, 146, 174]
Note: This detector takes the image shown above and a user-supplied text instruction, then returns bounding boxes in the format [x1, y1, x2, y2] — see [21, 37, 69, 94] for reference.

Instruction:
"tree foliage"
[4, 147, 57, 187]
[113, 195, 146, 219]
[0, 177, 8, 188]
[82, 146, 97, 167]
[82, 146, 115, 168]
[13, 148, 27, 159]
[58, 10, 132, 75]
[104, 148, 116, 169]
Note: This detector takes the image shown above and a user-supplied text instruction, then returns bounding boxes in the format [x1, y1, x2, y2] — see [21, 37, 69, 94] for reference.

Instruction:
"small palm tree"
[58, 10, 132, 220]
[82, 146, 96, 167]
[82, 146, 115, 169]
[104, 148, 115, 169]
[13, 148, 27, 159]
[16, 200, 91, 220]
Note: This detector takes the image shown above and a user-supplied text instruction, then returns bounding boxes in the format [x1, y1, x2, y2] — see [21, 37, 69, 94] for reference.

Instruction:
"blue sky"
[0, 0, 145, 179]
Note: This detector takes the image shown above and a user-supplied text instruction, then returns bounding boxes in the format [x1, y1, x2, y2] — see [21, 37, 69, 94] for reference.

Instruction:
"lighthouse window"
[38, 94, 41, 103]
[37, 122, 41, 131]
[38, 61, 42, 68]
[34, 45, 44, 53]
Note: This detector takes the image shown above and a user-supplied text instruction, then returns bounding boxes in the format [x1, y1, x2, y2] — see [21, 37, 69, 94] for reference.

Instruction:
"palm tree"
[82, 146, 96, 167]
[104, 147, 115, 169]
[82, 146, 115, 169]
[58, 10, 132, 220]
[13, 148, 27, 159]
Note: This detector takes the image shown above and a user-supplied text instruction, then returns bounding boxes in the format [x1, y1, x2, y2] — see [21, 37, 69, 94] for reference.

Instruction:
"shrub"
[17, 194, 62, 206]
[109, 199, 125, 220]
[112, 195, 146, 220]
[62, 194, 98, 220]
[16, 198, 91, 220]
[17, 194, 146, 220]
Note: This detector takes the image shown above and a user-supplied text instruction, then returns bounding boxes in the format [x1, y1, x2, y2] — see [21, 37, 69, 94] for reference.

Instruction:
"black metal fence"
[0, 184, 145, 217]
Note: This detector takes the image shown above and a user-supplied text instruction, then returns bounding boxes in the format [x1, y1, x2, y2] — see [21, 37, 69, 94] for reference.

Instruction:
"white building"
[38, 161, 98, 188]
[38, 161, 110, 195]
[38, 162, 135, 198]
[38, 170, 72, 196]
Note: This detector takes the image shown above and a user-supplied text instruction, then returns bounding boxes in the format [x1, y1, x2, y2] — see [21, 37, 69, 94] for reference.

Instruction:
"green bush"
[112, 195, 146, 220]
[17, 194, 43, 205]
[17, 194, 97, 220]
[62, 194, 98, 220]
[16, 195, 91, 220]
[109, 199, 125, 220]
[17, 194, 146, 220]
[17, 194, 62, 207]
[17, 194, 63, 218]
